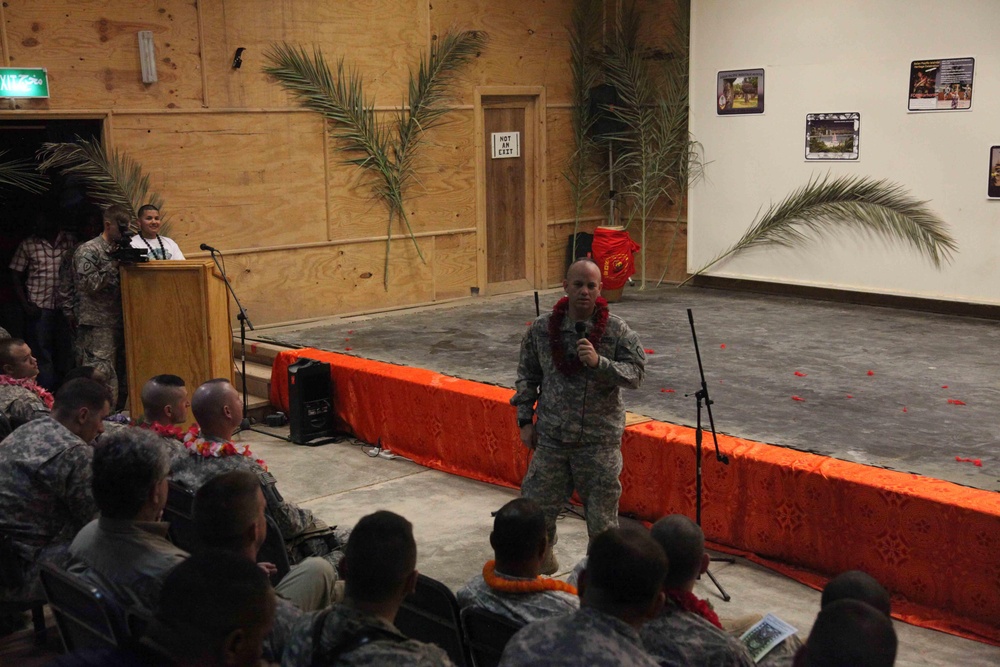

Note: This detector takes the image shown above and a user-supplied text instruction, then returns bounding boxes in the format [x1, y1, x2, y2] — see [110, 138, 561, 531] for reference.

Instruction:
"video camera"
[109, 219, 148, 264]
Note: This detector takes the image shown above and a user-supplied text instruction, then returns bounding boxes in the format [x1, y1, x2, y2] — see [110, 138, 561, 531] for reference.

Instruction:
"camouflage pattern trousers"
[76, 325, 126, 409]
[521, 441, 623, 545]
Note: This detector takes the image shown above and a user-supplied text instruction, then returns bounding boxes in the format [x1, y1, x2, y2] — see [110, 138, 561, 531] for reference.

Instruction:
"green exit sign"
[0, 68, 50, 98]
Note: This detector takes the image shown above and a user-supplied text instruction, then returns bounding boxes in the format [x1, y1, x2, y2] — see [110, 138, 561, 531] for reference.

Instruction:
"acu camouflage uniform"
[0, 380, 51, 426]
[456, 570, 579, 624]
[640, 597, 756, 667]
[169, 444, 344, 569]
[499, 606, 659, 667]
[281, 603, 454, 667]
[73, 235, 125, 407]
[511, 310, 645, 542]
[0, 416, 97, 599]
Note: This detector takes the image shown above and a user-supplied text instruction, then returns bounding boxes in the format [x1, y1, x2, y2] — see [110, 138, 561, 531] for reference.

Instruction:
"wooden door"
[482, 96, 535, 292]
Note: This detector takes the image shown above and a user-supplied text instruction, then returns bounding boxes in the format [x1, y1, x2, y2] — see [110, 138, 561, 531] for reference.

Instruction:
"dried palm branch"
[264, 31, 487, 289]
[681, 174, 957, 285]
[0, 151, 48, 195]
[564, 0, 604, 258]
[36, 138, 163, 219]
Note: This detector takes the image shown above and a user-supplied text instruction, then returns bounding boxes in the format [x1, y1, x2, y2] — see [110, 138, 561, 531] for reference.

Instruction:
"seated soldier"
[641, 514, 755, 667]
[499, 528, 666, 667]
[171, 378, 343, 568]
[0, 337, 52, 426]
[282, 511, 453, 667]
[0, 378, 111, 600]
[137, 374, 193, 470]
[456, 497, 578, 624]
[794, 599, 897, 667]
[68, 428, 186, 614]
[193, 469, 337, 612]
[821, 570, 891, 617]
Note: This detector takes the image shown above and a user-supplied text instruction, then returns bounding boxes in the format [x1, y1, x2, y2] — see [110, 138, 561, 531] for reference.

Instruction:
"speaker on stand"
[287, 358, 335, 445]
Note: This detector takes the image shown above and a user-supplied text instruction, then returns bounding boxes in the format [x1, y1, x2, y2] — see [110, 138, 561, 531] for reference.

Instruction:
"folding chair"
[163, 481, 198, 552]
[39, 563, 124, 653]
[394, 573, 469, 667]
[460, 606, 524, 667]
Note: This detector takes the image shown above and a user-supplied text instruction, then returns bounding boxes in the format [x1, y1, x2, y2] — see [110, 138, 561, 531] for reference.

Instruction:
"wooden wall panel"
[113, 112, 328, 253]
[546, 107, 605, 222]
[433, 232, 477, 301]
[407, 111, 477, 234]
[225, 239, 434, 325]
[430, 0, 576, 105]
[3, 0, 203, 110]
[200, 0, 426, 109]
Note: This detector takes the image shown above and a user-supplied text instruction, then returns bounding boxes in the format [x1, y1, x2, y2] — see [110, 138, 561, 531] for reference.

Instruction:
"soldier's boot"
[541, 545, 559, 576]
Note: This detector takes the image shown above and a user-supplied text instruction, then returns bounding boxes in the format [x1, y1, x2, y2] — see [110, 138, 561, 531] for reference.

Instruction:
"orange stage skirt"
[271, 348, 1000, 645]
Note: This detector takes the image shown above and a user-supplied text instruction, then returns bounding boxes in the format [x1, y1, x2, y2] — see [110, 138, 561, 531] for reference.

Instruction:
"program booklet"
[739, 613, 798, 663]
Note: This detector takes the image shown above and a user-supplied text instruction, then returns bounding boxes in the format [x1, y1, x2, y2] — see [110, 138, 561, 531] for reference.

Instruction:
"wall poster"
[908, 58, 974, 111]
[805, 113, 860, 161]
[989, 146, 1000, 199]
[717, 68, 764, 115]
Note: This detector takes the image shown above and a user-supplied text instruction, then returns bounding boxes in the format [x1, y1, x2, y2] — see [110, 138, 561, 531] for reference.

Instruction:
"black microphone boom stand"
[685, 308, 733, 602]
[206, 246, 290, 442]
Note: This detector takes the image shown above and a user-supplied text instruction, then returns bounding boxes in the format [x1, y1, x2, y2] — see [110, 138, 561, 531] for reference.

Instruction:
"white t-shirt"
[130, 234, 185, 260]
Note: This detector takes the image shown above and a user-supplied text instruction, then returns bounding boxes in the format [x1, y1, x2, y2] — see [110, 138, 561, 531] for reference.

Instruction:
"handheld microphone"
[576, 320, 590, 433]
[199, 243, 218, 253]
[575, 321, 587, 340]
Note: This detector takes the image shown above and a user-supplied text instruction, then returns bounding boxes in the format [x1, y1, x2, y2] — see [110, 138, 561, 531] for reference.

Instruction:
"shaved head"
[650, 514, 705, 589]
[192, 378, 242, 438]
[141, 374, 189, 425]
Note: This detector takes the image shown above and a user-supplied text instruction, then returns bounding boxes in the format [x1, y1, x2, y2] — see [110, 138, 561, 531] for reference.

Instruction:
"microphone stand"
[684, 308, 733, 602]
[207, 247, 290, 442]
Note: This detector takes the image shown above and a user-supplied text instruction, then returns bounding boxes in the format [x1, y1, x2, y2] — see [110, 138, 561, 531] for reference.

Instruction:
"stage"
[263, 285, 998, 492]
[258, 284, 1000, 644]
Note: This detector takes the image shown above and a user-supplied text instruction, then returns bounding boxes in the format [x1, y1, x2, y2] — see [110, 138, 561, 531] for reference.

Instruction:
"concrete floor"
[261, 285, 1000, 492]
[237, 425, 1000, 666]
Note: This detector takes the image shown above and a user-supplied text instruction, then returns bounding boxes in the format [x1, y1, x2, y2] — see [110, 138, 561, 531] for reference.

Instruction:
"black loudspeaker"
[588, 84, 627, 139]
[288, 359, 335, 445]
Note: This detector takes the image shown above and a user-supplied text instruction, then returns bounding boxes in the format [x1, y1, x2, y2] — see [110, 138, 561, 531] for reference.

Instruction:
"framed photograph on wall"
[908, 58, 974, 112]
[717, 68, 764, 115]
[805, 113, 860, 161]
[989, 146, 1000, 199]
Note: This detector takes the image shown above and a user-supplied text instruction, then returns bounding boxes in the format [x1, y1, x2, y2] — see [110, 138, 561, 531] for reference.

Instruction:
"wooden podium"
[121, 259, 234, 424]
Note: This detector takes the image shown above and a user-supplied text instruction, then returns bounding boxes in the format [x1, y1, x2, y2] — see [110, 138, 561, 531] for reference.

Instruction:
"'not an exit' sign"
[0, 68, 50, 98]
[491, 132, 520, 159]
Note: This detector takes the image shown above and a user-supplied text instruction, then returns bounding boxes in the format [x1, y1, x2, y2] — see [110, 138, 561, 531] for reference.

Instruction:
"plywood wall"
[1, 0, 686, 326]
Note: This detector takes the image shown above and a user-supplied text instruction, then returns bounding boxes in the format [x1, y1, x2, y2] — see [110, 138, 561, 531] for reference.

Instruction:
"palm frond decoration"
[564, 0, 604, 259]
[0, 151, 48, 195]
[600, 0, 699, 288]
[264, 30, 487, 289]
[681, 174, 957, 285]
[36, 138, 164, 220]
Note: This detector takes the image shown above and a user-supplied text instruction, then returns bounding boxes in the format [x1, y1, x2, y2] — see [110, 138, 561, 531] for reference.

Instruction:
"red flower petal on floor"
[644, 349, 655, 354]
[345, 338, 350, 342]
[902, 407, 908, 413]
[720, 344, 726, 349]
[955, 456, 962, 462]
[659, 388, 675, 393]
[845, 394, 854, 399]
[526, 322, 532, 326]
[947, 399, 966, 405]
[974, 459, 982, 467]
[867, 370, 874, 376]
[344, 347, 352, 351]
[348, 330, 354, 334]
[794, 371, 807, 377]
[941, 385, 948, 389]
[791, 396, 805, 401]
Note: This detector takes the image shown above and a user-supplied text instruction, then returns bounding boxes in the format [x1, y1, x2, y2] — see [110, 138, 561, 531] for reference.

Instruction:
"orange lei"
[482, 561, 578, 596]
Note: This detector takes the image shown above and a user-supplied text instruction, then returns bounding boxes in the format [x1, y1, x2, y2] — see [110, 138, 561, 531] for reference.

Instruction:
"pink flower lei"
[0, 375, 54, 409]
[182, 424, 268, 471]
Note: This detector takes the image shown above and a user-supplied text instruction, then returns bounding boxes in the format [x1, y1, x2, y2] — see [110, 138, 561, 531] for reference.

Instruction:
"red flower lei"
[548, 296, 609, 376]
[182, 424, 267, 471]
[482, 561, 578, 596]
[138, 420, 191, 442]
[0, 375, 54, 409]
[666, 589, 722, 628]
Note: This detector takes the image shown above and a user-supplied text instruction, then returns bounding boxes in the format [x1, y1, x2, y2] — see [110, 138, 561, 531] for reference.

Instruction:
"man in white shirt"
[130, 204, 185, 260]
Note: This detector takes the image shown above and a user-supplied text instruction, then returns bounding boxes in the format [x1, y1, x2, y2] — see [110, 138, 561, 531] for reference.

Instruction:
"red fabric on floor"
[270, 348, 1000, 645]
